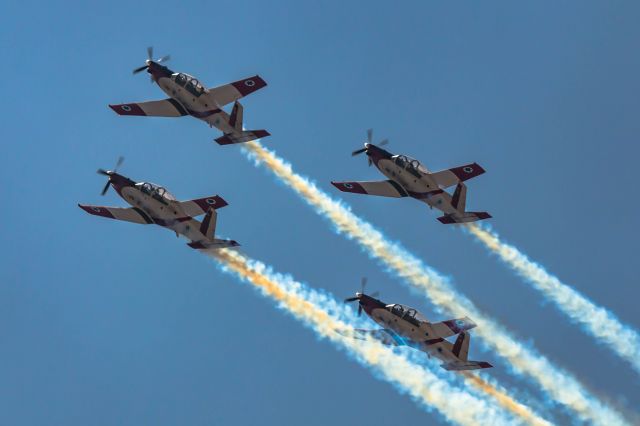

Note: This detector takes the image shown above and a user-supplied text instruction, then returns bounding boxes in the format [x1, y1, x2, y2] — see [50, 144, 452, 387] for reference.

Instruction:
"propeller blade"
[157, 54, 171, 63]
[344, 296, 359, 303]
[133, 65, 148, 74]
[367, 128, 373, 144]
[368, 157, 372, 167]
[147, 46, 153, 60]
[369, 291, 380, 298]
[358, 304, 363, 317]
[97, 168, 110, 176]
[379, 138, 389, 147]
[351, 147, 367, 156]
[100, 180, 111, 196]
[361, 277, 368, 293]
[115, 156, 124, 171]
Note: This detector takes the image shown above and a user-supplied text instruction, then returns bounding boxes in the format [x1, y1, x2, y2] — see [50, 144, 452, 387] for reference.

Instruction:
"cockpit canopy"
[136, 182, 176, 202]
[392, 155, 429, 176]
[386, 303, 428, 325]
[172, 73, 206, 97]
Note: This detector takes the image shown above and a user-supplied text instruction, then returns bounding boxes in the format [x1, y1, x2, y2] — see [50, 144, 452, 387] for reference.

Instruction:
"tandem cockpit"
[392, 155, 429, 178]
[136, 182, 177, 204]
[172, 72, 206, 97]
[386, 303, 428, 327]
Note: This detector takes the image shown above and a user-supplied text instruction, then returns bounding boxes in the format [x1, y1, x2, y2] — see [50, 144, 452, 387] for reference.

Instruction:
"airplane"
[341, 279, 492, 371]
[78, 158, 239, 250]
[109, 47, 269, 145]
[331, 130, 491, 224]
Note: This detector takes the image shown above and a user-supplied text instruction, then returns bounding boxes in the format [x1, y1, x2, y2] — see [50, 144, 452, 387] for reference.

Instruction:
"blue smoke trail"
[239, 141, 632, 426]
[466, 223, 640, 374]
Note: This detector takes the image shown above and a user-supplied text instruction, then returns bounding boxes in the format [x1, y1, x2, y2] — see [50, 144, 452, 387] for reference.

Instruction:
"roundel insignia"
[344, 183, 354, 189]
[244, 79, 256, 87]
[455, 319, 465, 327]
[463, 166, 474, 173]
[121, 105, 132, 112]
[92, 207, 102, 213]
[206, 198, 217, 205]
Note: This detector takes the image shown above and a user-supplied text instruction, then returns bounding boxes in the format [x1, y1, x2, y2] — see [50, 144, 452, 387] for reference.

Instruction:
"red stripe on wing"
[78, 204, 116, 219]
[230, 75, 267, 97]
[108, 103, 147, 116]
[448, 163, 486, 181]
[331, 181, 368, 194]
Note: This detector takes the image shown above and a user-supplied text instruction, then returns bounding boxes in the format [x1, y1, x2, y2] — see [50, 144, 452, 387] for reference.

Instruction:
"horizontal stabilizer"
[437, 211, 491, 225]
[215, 129, 270, 145]
[441, 361, 493, 371]
[187, 239, 240, 250]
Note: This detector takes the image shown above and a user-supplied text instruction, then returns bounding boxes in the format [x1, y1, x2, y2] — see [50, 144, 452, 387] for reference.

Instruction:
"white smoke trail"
[239, 141, 631, 426]
[208, 249, 548, 426]
[466, 223, 640, 374]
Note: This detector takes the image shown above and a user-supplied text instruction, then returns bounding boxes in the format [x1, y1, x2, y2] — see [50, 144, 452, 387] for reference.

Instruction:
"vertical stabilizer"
[199, 208, 218, 240]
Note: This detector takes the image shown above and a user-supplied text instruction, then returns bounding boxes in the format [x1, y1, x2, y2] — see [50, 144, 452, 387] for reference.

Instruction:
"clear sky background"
[2, 1, 639, 425]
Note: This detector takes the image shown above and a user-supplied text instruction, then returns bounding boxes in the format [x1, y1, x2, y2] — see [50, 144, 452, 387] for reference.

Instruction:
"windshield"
[136, 182, 176, 202]
[386, 304, 427, 324]
[172, 73, 205, 97]
[392, 155, 428, 175]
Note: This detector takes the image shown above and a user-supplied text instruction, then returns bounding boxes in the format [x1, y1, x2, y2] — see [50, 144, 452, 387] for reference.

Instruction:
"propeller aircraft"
[78, 158, 239, 250]
[342, 278, 492, 371]
[109, 47, 269, 145]
[332, 130, 491, 224]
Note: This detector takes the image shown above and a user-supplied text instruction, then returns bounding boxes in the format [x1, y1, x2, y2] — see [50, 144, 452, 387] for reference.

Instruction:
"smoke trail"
[239, 141, 631, 426]
[208, 249, 548, 426]
[466, 223, 640, 374]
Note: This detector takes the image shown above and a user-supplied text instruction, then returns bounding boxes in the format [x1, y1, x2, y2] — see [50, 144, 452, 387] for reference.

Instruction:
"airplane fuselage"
[103, 174, 211, 243]
[374, 158, 460, 216]
[365, 145, 459, 216]
[146, 63, 236, 132]
[359, 295, 465, 365]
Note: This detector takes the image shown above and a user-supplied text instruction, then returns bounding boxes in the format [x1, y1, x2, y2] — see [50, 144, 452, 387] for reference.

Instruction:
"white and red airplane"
[342, 279, 492, 371]
[109, 47, 269, 145]
[331, 130, 491, 224]
[78, 158, 239, 250]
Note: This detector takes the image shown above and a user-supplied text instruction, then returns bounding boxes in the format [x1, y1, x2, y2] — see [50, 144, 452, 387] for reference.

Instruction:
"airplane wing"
[429, 316, 477, 339]
[109, 98, 189, 117]
[430, 163, 486, 189]
[338, 328, 407, 346]
[78, 204, 153, 224]
[204, 75, 267, 107]
[331, 180, 408, 197]
[177, 195, 228, 217]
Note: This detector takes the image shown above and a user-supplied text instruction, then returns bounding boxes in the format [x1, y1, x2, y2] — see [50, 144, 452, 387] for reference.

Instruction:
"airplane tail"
[437, 182, 491, 224]
[186, 208, 240, 250]
[187, 239, 240, 250]
[441, 332, 493, 371]
[215, 101, 270, 145]
[437, 211, 491, 224]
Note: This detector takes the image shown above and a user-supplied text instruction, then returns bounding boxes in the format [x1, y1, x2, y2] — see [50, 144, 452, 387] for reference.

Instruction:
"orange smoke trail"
[239, 140, 630, 426]
[208, 249, 551, 426]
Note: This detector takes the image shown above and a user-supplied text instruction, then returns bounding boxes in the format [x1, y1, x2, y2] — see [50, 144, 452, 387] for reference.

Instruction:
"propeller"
[97, 156, 124, 196]
[344, 277, 380, 317]
[132, 46, 171, 75]
[351, 129, 389, 165]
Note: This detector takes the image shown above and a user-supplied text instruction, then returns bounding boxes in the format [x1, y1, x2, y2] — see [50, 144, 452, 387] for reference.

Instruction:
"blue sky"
[2, 1, 639, 424]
